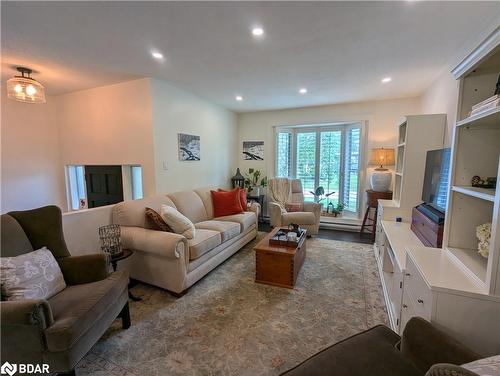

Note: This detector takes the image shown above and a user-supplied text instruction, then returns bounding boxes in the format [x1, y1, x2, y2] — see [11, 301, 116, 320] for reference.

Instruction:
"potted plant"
[244, 168, 268, 195]
[331, 202, 346, 217]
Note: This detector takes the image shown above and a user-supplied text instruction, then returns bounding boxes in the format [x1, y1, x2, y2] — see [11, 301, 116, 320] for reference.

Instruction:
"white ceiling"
[2, 2, 499, 113]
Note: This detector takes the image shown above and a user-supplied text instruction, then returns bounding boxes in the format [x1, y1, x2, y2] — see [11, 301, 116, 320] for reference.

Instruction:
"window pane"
[343, 127, 361, 212]
[131, 166, 144, 200]
[296, 132, 316, 202]
[319, 131, 342, 207]
[276, 132, 291, 177]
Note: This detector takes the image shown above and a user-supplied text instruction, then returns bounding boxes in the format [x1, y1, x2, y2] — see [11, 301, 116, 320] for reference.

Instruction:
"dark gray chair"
[280, 317, 481, 376]
[1, 206, 130, 375]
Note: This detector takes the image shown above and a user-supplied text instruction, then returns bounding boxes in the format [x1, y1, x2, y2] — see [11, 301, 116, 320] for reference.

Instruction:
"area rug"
[76, 234, 388, 376]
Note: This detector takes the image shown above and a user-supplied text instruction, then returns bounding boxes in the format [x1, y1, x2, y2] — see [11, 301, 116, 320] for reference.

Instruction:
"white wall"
[56, 78, 156, 203]
[1, 92, 66, 212]
[151, 79, 238, 193]
[237, 96, 421, 217]
[419, 69, 459, 147]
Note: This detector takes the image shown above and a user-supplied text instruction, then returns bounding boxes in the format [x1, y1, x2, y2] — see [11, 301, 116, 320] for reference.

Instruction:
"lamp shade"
[6, 67, 46, 104]
[369, 148, 395, 170]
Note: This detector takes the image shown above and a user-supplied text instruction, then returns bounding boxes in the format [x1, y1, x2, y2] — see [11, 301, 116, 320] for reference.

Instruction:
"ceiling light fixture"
[235, 95, 243, 101]
[381, 77, 392, 83]
[7, 67, 46, 104]
[151, 51, 164, 60]
[251, 27, 264, 37]
[299, 88, 308, 94]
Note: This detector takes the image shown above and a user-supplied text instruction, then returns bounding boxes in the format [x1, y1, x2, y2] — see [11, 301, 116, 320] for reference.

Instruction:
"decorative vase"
[371, 171, 392, 192]
[253, 186, 261, 196]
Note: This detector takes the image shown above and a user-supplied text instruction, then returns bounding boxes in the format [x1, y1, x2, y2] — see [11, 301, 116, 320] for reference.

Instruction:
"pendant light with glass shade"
[7, 67, 46, 104]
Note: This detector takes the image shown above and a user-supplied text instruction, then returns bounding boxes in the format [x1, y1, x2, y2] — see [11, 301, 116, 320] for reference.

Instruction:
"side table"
[247, 194, 265, 222]
[110, 249, 142, 301]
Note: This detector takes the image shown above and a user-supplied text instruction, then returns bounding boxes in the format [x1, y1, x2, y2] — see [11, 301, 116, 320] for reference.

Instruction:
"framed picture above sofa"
[178, 133, 201, 161]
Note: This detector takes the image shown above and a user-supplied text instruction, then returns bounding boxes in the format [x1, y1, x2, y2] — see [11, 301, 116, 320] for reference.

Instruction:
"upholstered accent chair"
[268, 178, 322, 235]
[1, 206, 130, 376]
[280, 317, 480, 376]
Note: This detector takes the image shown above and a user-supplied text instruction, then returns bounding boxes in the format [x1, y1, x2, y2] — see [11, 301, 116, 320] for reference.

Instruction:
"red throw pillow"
[285, 203, 302, 212]
[218, 188, 247, 211]
[211, 189, 244, 217]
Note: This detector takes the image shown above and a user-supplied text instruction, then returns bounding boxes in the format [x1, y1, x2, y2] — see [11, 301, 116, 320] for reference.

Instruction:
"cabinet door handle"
[403, 304, 408, 309]
[417, 299, 424, 304]
[405, 273, 411, 277]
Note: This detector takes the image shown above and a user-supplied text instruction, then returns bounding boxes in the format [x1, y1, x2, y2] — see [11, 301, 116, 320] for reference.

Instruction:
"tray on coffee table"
[268, 228, 306, 247]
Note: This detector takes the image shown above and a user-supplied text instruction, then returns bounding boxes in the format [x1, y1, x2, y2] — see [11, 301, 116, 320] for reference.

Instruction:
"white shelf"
[395, 172, 403, 176]
[407, 246, 487, 295]
[397, 143, 405, 148]
[451, 186, 496, 202]
[456, 106, 500, 128]
[446, 247, 488, 286]
[381, 220, 423, 270]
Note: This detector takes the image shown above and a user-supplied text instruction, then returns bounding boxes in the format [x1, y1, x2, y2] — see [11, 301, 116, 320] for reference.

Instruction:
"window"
[275, 123, 364, 216]
[65, 164, 144, 211]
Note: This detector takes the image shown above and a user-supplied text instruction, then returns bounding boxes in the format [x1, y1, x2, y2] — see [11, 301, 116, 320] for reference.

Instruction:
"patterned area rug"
[77, 234, 388, 376]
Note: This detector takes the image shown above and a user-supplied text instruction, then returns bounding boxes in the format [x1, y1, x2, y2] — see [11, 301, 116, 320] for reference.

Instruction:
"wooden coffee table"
[254, 227, 307, 289]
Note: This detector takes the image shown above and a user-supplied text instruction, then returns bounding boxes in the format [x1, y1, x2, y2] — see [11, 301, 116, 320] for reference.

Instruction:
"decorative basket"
[98, 224, 123, 257]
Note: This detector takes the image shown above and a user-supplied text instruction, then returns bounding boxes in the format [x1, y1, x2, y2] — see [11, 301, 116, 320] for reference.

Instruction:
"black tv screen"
[421, 148, 451, 213]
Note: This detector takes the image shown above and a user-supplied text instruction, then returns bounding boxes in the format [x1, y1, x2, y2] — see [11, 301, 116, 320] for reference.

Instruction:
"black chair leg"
[119, 302, 131, 329]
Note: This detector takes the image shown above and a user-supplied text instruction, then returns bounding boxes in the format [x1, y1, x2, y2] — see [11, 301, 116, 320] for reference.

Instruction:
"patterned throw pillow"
[462, 355, 500, 376]
[285, 203, 302, 212]
[145, 207, 174, 232]
[1, 247, 66, 301]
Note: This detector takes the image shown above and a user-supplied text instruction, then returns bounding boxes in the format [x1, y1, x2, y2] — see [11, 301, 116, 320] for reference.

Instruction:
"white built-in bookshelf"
[444, 39, 500, 295]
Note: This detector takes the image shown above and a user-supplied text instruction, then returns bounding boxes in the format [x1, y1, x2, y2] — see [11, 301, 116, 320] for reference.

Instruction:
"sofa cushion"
[188, 229, 221, 260]
[195, 220, 240, 242]
[45, 271, 128, 352]
[215, 212, 256, 233]
[219, 188, 247, 212]
[285, 203, 303, 212]
[168, 190, 208, 224]
[194, 187, 216, 219]
[280, 325, 421, 376]
[160, 205, 195, 239]
[281, 211, 316, 225]
[113, 194, 177, 228]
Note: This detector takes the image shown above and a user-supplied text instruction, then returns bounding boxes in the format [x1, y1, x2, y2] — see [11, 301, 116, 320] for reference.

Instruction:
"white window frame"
[275, 121, 367, 218]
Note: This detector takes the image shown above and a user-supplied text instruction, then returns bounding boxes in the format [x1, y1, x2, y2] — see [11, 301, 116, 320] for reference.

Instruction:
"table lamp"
[369, 148, 395, 192]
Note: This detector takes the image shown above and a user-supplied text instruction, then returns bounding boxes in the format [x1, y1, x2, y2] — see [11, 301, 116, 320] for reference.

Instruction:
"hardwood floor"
[257, 221, 374, 244]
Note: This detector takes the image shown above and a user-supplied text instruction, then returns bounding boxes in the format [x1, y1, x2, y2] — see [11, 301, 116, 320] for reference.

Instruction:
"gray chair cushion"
[45, 271, 128, 352]
[281, 325, 422, 376]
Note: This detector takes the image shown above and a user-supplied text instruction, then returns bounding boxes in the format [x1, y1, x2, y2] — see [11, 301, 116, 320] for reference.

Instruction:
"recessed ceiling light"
[251, 27, 264, 37]
[151, 51, 164, 60]
[299, 88, 308, 94]
[381, 77, 392, 83]
[235, 95, 243, 101]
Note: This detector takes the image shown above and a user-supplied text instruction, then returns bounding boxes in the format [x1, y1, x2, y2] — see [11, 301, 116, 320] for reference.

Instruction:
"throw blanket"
[269, 178, 291, 211]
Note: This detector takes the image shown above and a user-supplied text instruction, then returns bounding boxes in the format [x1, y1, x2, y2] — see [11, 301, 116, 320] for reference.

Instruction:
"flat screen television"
[421, 148, 451, 214]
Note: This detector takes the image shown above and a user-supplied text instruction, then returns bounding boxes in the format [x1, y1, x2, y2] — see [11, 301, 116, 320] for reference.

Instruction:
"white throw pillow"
[1, 247, 66, 301]
[462, 355, 500, 376]
[160, 204, 196, 239]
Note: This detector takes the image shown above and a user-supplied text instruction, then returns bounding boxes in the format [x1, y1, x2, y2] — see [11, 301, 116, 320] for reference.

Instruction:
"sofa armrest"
[303, 202, 322, 222]
[59, 254, 109, 285]
[401, 317, 481, 373]
[268, 202, 284, 228]
[1, 299, 53, 329]
[121, 226, 187, 259]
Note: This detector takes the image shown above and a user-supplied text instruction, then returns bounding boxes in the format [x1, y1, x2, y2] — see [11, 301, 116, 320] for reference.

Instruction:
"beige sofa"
[268, 178, 322, 235]
[112, 187, 259, 295]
